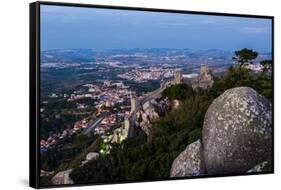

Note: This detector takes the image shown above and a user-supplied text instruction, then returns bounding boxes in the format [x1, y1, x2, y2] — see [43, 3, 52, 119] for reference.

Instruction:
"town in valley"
[40, 48, 269, 158]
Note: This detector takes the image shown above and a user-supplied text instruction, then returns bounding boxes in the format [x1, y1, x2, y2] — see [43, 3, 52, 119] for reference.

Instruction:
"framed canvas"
[30, 1, 274, 188]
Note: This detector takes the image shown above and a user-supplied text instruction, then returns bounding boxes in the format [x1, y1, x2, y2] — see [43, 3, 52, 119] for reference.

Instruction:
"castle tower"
[130, 94, 138, 113]
[200, 65, 210, 77]
[174, 70, 182, 84]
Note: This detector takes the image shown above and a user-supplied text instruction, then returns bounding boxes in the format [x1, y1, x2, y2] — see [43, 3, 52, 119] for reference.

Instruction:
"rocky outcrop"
[170, 87, 272, 177]
[202, 87, 272, 175]
[51, 169, 74, 185]
[81, 152, 100, 165]
[86, 152, 99, 161]
[171, 100, 180, 109]
[247, 161, 270, 173]
[40, 170, 54, 177]
[170, 139, 206, 177]
[143, 100, 160, 120]
[139, 111, 154, 143]
[138, 99, 164, 143]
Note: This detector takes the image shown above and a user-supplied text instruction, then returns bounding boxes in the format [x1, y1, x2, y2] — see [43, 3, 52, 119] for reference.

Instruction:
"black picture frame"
[30, 1, 274, 189]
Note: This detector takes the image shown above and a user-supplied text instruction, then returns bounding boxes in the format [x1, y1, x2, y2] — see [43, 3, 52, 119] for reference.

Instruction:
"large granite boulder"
[51, 169, 74, 185]
[170, 139, 206, 177]
[203, 87, 272, 175]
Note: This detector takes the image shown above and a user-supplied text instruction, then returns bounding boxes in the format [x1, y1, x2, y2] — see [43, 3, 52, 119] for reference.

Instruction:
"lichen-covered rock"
[51, 169, 74, 185]
[170, 139, 206, 177]
[203, 87, 272, 175]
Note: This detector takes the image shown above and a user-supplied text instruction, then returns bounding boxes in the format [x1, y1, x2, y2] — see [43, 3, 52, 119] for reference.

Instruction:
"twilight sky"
[40, 5, 272, 52]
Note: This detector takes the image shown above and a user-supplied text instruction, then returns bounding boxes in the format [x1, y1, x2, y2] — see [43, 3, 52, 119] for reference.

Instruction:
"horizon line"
[40, 48, 272, 53]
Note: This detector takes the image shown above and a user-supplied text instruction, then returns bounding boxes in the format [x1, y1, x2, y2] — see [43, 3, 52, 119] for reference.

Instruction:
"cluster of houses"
[117, 67, 174, 83]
